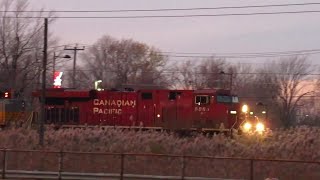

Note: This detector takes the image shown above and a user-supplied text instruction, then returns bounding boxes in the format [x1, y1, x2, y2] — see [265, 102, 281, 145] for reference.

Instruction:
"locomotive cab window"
[141, 92, 152, 100]
[195, 95, 210, 105]
[232, 96, 239, 103]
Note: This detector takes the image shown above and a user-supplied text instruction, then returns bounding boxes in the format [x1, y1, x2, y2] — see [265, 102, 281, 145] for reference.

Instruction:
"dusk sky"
[28, 0, 320, 66]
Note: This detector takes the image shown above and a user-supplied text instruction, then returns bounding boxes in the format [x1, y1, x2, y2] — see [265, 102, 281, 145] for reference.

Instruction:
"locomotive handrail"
[42, 124, 236, 134]
[54, 124, 233, 132]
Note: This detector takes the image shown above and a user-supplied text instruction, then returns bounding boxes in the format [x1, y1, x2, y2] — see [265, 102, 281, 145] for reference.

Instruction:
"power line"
[57, 69, 320, 76]
[2, 2, 320, 13]
[81, 42, 320, 58]
[83, 42, 320, 55]
[81, 42, 320, 55]
[4, 45, 320, 63]
[1, 61, 319, 68]
[162, 49, 320, 56]
[10, 40, 320, 59]
[19, 44, 83, 52]
[239, 96, 320, 99]
[163, 52, 320, 59]
[52, 46, 320, 59]
[2, 62, 320, 69]
[2, 10, 320, 19]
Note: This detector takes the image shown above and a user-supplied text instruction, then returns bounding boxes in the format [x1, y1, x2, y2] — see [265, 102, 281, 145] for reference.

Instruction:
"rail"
[1, 149, 319, 180]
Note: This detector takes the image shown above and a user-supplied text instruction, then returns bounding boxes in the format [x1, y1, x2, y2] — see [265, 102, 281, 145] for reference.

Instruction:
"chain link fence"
[0, 149, 319, 180]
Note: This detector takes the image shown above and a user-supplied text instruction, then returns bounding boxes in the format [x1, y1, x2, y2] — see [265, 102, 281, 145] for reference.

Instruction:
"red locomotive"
[32, 88, 265, 132]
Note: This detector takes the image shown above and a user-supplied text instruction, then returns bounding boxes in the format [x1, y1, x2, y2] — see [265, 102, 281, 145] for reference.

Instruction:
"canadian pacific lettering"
[93, 107, 122, 115]
[93, 99, 136, 115]
[93, 99, 135, 107]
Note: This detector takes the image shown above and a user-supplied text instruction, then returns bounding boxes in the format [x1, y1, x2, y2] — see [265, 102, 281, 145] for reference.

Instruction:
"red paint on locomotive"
[33, 88, 242, 130]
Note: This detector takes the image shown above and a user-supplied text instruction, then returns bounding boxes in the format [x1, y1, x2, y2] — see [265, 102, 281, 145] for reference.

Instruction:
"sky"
[27, 0, 320, 66]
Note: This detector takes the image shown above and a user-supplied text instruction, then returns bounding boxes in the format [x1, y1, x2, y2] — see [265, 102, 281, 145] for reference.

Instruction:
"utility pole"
[229, 73, 233, 94]
[39, 18, 48, 146]
[64, 45, 85, 88]
[219, 71, 233, 93]
[53, 52, 56, 85]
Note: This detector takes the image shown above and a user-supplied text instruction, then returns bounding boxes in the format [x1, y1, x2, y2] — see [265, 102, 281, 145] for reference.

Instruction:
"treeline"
[0, 0, 319, 128]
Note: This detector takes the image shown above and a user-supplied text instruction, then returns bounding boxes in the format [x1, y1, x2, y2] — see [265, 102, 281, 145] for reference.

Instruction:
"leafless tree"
[227, 63, 254, 96]
[78, 35, 168, 89]
[197, 57, 226, 89]
[252, 56, 314, 127]
[172, 60, 196, 89]
[276, 57, 314, 126]
[176, 57, 228, 89]
[0, 0, 56, 98]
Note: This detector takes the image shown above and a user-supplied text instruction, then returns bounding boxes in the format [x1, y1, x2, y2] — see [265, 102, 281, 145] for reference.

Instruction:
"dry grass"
[0, 126, 319, 179]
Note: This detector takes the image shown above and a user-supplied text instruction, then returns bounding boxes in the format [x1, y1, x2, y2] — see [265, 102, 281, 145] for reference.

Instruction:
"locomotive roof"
[194, 89, 231, 94]
[32, 88, 232, 98]
[32, 88, 90, 98]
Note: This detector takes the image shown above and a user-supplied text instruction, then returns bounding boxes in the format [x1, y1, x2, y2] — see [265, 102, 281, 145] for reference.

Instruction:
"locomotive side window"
[195, 95, 210, 105]
[66, 107, 79, 123]
[217, 95, 239, 103]
[169, 92, 182, 100]
[217, 95, 232, 103]
[232, 96, 239, 103]
[45, 107, 80, 124]
[45, 107, 62, 123]
[72, 107, 80, 123]
[141, 92, 152, 100]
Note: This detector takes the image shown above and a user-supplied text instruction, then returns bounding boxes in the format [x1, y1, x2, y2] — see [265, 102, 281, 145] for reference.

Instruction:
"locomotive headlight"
[241, 104, 248, 113]
[256, 122, 265, 132]
[230, 110, 237, 114]
[243, 122, 252, 131]
[157, 114, 161, 118]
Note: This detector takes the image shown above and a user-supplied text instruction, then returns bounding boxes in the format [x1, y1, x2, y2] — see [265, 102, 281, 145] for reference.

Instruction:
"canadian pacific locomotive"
[32, 88, 266, 133]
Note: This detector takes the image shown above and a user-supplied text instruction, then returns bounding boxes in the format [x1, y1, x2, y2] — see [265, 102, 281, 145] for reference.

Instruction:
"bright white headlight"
[243, 122, 252, 132]
[242, 105, 248, 113]
[256, 122, 265, 132]
[230, 110, 237, 114]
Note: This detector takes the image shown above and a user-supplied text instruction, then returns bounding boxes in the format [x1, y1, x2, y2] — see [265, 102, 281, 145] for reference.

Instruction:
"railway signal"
[0, 91, 11, 99]
[4, 92, 9, 98]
